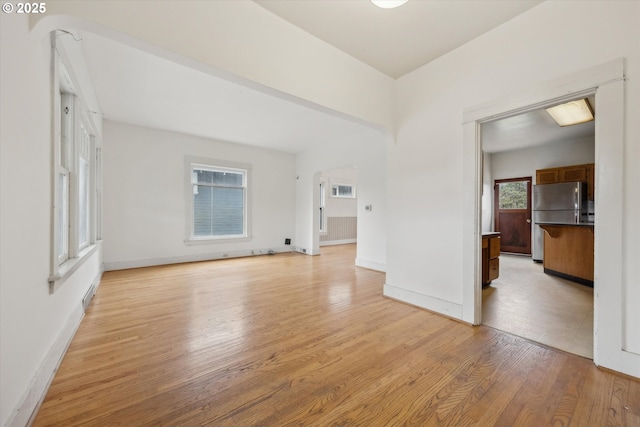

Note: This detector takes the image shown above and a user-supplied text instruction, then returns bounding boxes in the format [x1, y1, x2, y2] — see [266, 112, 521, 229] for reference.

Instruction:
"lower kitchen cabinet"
[539, 224, 594, 286]
[482, 233, 500, 286]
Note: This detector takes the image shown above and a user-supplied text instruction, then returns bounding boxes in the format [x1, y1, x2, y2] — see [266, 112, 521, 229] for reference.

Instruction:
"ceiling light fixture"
[545, 98, 594, 127]
[371, 0, 408, 9]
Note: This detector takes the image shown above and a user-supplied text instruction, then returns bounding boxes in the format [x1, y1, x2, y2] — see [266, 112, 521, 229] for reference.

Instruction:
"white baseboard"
[292, 246, 321, 256]
[319, 239, 357, 247]
[383, 283, 463, 320]
[7, 269, 104, 427]
[104, 246, 294, 271]
[355, 257, 386, 272]
[7, 305, 84, 427]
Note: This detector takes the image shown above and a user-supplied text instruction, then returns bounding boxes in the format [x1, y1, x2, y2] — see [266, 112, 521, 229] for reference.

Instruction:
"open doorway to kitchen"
[479, 99, 595, 359]
[464, 60, 627, 372]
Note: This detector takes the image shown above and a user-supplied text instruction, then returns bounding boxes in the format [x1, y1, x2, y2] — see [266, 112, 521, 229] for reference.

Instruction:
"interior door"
[494, 177, 532, 254]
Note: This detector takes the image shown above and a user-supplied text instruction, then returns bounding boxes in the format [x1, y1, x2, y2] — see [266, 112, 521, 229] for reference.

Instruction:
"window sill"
[49, 242, 101, 293]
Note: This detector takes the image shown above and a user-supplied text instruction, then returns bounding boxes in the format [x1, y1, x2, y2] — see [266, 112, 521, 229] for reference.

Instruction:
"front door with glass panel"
[494, 177, 532, 255]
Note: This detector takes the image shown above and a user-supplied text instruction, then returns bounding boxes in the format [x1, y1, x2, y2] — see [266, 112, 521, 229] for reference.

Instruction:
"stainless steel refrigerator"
[532, 182, 589, 262]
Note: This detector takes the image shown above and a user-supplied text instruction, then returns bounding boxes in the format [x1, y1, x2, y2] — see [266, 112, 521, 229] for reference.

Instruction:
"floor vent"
[82, 285, 96, 311]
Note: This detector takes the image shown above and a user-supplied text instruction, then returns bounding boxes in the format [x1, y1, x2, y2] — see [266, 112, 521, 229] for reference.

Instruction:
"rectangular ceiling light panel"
[545, 98, 594, 127]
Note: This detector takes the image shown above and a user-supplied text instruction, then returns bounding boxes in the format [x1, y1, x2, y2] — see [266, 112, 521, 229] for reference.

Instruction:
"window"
[319, 182, 326, 232]
[331, 183, 355, 198]
[189, 162, 249, 240]
[50, 34, 102, 290]
[56, 94, 97, 261]
[497, 181, 528, 209]
[78, 121, 91, 249]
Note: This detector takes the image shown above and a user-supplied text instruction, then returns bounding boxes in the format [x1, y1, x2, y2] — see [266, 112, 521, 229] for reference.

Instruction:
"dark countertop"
[537, 222, 594, 228]
[482, 232, 501, 237]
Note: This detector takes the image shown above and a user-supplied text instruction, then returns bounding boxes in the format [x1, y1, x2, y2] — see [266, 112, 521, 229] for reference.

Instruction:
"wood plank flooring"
[33, 245, 640, 426]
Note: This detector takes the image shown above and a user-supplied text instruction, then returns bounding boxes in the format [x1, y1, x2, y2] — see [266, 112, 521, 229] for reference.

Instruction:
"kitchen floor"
[482, 254, 594, 359]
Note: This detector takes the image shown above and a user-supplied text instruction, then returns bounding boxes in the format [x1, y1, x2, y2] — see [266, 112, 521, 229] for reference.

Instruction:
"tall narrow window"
[78, 122, 91, 249]
[190, 163, 248, 239]
[56, 93, 96, 266]
[57, 95, 72, 265]
[56, 171, 69, 265]
[319, 182, 326, 232]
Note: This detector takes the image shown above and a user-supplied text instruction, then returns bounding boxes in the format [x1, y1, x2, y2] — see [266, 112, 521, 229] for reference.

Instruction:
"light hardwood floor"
[482, 254, 594, 358]
[33, 245, 639, 426]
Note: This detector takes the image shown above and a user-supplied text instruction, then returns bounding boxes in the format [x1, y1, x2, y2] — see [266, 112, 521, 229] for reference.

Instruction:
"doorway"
[479, 103, 595, 358]
[463, 59, 627, 373]
[493, 177, 532, 255]
[317, 167, 358, 248]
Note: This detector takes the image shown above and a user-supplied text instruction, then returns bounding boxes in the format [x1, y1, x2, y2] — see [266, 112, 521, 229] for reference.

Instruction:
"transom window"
[331, 183, 355, 198]
[189, 163, 248, 240]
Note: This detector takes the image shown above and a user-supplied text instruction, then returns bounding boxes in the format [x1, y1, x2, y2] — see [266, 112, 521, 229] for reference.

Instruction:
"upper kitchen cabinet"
[536, 163, 595, 200]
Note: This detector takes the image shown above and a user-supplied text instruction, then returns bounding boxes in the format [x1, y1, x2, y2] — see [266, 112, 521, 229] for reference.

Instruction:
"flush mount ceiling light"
[371, 0, 408, 9]
[545, 98, 594, 127]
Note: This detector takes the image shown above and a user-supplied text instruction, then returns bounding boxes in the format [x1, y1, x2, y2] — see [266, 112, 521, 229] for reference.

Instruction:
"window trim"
[185, 157, 252, 244]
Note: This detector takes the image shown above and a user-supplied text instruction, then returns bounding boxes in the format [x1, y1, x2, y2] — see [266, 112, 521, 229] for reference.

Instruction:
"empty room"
[1, 1, 639, 426]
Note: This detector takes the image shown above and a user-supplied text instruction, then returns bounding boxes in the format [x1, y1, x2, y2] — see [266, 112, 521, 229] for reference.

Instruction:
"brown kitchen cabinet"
[535, 163, 595, 200]
[538, 224, 594, 286]
[482, 233, 500, 286]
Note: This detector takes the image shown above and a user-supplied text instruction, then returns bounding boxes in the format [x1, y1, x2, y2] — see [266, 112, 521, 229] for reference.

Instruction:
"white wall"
[320, 168, 358, 218]
[387, 0, 640, 375]
[102, 121, 296, 269]
[490, 136, 595, 183]
[1, 14, 103, 427]
[295, 129, 388, 272]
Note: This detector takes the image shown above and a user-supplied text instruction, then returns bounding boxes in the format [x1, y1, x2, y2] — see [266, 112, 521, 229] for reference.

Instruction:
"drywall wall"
[0, 14, 104, 426]
[490, 136, 595, 183]
[102, 121, 296, 269]
[320, 168, 358, 218]
[389, 0, 639, 375]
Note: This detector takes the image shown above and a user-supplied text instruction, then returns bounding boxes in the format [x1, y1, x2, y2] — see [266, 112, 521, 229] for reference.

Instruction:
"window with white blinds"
[190, 163, 248, 240]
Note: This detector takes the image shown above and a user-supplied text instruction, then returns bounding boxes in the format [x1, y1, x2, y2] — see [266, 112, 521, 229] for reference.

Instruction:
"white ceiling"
[80, 32, 368, 153]
[482, 102, 595, 153]
[254, 0, 543, 79]
[76, 0, 592, 155]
